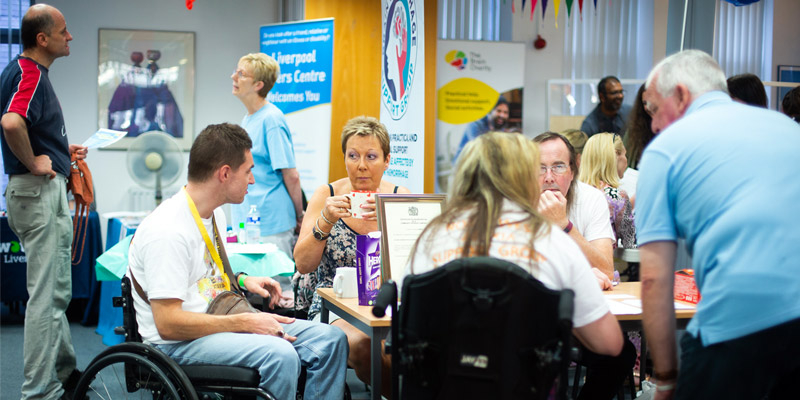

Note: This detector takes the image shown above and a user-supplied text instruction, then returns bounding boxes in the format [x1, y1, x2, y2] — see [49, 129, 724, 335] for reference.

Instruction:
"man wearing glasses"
[231, 53, 304, 256]
[533, 132, 636, 399]
[581, 76, 632, 137]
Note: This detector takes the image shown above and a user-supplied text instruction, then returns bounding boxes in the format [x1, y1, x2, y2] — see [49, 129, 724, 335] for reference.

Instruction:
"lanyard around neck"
[183, 187, 229, 290]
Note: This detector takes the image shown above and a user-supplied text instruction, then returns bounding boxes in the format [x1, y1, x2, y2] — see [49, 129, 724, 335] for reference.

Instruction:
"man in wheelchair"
[127, 123, 348, 400]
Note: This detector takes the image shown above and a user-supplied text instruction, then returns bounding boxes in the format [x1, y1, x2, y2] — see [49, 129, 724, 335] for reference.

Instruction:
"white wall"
[47, 0, 279, 228]
[511, 6, 566, 136]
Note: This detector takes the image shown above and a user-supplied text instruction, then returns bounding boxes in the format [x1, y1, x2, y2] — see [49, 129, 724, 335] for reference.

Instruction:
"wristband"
[563, 220, 573, 233]
[656, 382, 676, 392]
[237, 273, 248, 289]
[320, 209, 334, 225]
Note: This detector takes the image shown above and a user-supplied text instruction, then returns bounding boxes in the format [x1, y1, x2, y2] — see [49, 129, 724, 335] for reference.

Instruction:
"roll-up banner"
[380, 0, 425, 194]
[435, 40, 525, 192]
[260, 19, 334, 195]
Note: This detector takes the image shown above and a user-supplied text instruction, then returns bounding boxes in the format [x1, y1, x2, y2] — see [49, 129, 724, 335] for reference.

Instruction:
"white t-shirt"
[569, 181, 615, 242]
[619, 167, 639, 198]
[128, 190, 228, 345]
[406, 201, 609, 328]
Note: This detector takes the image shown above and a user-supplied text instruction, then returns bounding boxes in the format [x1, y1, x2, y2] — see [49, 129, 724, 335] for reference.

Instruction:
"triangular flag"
[542, 0, 549, 20]
[579, 0, 584, 20]
[530, 0, 539, 20]
[566, 0, 574, 19]
[594, 0, 598, 9]
[554, 0, 560, 28]
[523, 0, 527, 12]
[513, 0, 516, 13]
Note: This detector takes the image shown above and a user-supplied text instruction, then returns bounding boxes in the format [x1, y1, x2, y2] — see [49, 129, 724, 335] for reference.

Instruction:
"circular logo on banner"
[381, 0, 417, 120]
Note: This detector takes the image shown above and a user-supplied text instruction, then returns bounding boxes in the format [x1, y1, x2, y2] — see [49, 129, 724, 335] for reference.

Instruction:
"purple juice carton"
[356, 231, 382, 306]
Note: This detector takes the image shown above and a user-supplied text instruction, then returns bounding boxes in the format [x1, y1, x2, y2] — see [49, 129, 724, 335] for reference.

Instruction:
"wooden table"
[320, 282, 698, 398]
[318, 288, 390, 400]
[606, 282, 697, 391]
[608, 282, 696, 329]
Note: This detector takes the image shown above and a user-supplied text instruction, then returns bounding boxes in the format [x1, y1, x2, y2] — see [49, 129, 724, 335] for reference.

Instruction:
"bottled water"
[238, 222, 247, 244]
[246, 205, 261, 244]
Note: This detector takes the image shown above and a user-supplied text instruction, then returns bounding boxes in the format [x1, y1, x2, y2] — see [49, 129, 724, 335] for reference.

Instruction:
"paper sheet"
[604, 294, 636, 299]
[82, 128, 127, 149]
[618, 298, 696, 310]
[605, 299, 643, 315]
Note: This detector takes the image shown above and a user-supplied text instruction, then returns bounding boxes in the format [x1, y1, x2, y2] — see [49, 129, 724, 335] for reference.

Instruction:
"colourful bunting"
[554, 0, 560, 27]
[542, 0, 549, 20]
[566, 0, 574, 19]
[530, 0, 539, 20]
[579, 0, 584, 20]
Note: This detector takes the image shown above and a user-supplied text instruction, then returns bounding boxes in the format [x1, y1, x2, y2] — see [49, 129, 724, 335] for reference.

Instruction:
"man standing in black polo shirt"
[0, 4, 87, 399]
[581, 76, 632, 137]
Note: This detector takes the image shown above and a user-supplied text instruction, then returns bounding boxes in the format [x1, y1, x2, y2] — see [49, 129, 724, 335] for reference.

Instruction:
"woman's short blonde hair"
[579, 133, 622, 189]
[239, 53, 280, 97]
[340, 116, 391, 157]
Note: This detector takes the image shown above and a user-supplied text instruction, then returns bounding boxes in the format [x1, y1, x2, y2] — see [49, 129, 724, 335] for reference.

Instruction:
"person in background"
[726, 73, 767, 108]
[231, 52, 304, 257]
[579, 133, 636, 250]
[638, 49, 800, 399]
[1, 4, 88, 398]
[453, 96, 510, 162]
[561, 128, 588, 168]
[782, 85, 800, 123]
[581, 76, 632, 137]
[293, 116, 410, 398]
[623, 84, 655, 170]
[408, 132, 628, 400]
[533, 132, 615, 281]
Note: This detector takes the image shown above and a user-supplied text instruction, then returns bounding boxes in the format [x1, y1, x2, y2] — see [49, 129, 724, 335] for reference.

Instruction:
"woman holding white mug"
[294, 116, 409, 397]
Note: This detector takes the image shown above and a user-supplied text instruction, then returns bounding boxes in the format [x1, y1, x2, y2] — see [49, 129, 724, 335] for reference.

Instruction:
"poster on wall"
[260, 19, 333, 195]
[436, 40, 525, 193]
[97, 29, 195, 150]
[380, 0, 425, 194]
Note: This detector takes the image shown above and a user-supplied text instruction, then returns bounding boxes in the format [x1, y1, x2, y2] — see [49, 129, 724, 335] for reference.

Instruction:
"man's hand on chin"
[538, 190, 569, 229]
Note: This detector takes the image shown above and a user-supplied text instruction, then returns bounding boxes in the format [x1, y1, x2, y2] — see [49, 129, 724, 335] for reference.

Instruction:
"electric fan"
[126, 131, 183, 207]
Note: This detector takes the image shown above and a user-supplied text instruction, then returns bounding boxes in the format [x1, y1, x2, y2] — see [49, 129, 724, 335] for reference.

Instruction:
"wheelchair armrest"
[372, 280, 397, 318]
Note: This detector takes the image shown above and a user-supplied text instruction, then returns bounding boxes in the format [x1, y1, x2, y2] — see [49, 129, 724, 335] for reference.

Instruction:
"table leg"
[370, 331, 382, 400]
[321, 305, 329, 324]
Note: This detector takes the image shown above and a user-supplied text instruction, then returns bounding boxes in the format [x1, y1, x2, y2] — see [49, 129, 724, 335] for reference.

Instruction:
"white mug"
[346, 191, 375, 219]
[333, 267, 358, 298]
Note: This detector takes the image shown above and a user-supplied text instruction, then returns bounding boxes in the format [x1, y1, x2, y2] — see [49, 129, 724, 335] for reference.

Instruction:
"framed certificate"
[376, 194, 447, 285]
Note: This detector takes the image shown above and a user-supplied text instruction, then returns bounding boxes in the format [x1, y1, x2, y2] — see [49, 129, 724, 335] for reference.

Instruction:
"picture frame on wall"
[97, 29, 195, 150]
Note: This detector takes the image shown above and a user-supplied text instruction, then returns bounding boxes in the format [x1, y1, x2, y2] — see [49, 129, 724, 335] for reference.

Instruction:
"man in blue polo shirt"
[1, 4, 88, 399]
[637, 50, 800, 399]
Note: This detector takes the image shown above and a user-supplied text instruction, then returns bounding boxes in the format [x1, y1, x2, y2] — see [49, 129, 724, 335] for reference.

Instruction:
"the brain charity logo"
[445, 50, 468, 70]
[381, 0, 417, 120]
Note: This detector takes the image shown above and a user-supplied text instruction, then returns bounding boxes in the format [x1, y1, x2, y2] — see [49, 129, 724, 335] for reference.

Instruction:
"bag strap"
[212, 214, 243, 294]
[71, 204, 89, 265]
[127, 211, 242, 306]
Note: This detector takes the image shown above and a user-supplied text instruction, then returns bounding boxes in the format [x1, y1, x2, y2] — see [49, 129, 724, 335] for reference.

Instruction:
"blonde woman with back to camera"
[406, 132, 624, 399]
[293, 116, 409, 398]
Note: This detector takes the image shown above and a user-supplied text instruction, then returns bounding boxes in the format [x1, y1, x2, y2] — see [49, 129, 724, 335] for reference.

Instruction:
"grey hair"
[645, 50, 728, 98]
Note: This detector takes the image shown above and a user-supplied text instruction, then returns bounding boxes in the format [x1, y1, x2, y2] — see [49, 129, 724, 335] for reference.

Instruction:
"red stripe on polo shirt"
[7, 58, 42, 119]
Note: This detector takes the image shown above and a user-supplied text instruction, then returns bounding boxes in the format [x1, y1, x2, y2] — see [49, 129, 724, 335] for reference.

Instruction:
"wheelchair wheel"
[73, 351, 196, 399]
